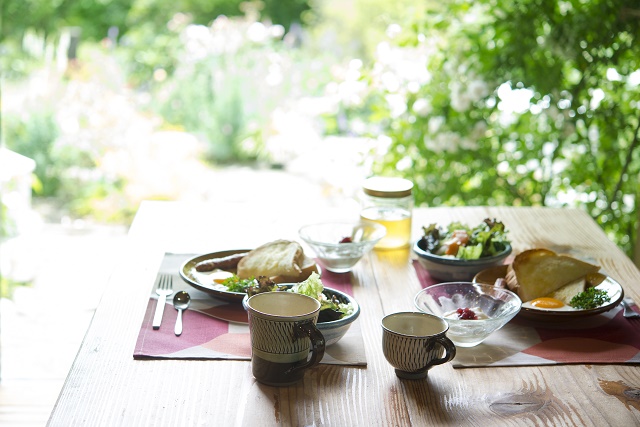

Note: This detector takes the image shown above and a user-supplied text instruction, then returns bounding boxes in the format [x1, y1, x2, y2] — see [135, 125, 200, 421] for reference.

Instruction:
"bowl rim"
[413, 239, 512, 265]
[298, 221, 387, 248]
[413, 282, 522, 321]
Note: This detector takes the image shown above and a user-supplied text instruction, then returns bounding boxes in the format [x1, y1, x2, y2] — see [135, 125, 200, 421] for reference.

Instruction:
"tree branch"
[608, 115, 640, 208]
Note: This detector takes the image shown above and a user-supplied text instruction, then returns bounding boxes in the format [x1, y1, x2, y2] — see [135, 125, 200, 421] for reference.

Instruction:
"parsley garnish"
[222, 275, 256, 292]
[570, 287, 611, 309]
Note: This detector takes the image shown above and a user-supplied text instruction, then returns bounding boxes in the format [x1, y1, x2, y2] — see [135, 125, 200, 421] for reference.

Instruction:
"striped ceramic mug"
[382, 312, 456, 379]
[247, 292, 325, 386]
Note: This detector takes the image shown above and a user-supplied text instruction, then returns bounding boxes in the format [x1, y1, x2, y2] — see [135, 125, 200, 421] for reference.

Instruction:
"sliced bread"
[237, 240, 304, 279]
[505, 248, 600, 302]
[546, 278, 586, 305]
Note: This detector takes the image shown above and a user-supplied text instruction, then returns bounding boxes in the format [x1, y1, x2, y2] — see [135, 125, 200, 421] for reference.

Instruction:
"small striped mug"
[382, 312, 456, 379]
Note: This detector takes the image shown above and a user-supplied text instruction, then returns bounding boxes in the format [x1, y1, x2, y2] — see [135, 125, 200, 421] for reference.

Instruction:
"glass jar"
[360, 177, 413, 250]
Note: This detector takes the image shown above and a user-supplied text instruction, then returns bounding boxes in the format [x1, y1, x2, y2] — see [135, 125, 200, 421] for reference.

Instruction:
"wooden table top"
[48, 201, 640, 426]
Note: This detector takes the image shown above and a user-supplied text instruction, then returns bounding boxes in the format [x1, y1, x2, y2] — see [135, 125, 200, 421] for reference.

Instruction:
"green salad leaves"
[420, 218, 510, 260]
[233, 272, 354, 322]
[289, 272, 354, 319]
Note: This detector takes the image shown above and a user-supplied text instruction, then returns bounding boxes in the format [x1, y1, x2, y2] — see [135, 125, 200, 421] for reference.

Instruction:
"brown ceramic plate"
[473, 267, 624, 322]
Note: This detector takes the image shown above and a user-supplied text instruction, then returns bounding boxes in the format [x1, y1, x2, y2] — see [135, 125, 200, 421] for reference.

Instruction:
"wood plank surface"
[47, 202, 640, 426]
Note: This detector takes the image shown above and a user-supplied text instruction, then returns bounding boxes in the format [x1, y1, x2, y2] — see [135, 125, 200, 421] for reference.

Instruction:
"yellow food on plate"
[505, 248, 600, 303]
[529, 297, 565, 309]
[546, 278, 586, 305]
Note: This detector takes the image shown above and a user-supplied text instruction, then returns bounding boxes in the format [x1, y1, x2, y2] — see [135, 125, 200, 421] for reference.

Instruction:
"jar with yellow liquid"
[360, 177, 413, 250]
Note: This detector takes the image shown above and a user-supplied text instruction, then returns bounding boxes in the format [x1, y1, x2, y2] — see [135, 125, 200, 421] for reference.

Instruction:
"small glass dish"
[298, 222, 386, 273]
[414, 282, 521, 347]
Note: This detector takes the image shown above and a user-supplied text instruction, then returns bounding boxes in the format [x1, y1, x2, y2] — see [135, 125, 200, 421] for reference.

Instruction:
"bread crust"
[237, 240, 304, 279]
[505, 248, 600, 302]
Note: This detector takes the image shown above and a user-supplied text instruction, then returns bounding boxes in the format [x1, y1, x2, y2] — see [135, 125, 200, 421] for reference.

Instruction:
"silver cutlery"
[152, 274, 173, 329]
[621, 299, 640, 319]
[173, 291, 191, 336]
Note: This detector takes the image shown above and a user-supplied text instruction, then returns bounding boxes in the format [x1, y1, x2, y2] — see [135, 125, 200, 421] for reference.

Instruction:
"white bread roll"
[272, 255, 319, 283]
[237, 240, 304, 279]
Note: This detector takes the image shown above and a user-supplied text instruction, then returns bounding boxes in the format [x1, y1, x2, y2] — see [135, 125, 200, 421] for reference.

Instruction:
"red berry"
[457, 307, 478, 320]
[339, 237, 353, 243]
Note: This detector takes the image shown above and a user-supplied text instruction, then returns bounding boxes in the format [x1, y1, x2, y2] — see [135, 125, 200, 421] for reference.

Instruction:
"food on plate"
[546, 278, 586, 305]
[419, 218, 510, 260]
[505, 248, 601, 303]
[190, 240, 319, 295]
[246, 273, 354, 322]
[528, 297, 566, 309]
[237, 240, 304, 279]
[443, 307, 489, 320]
[289, 272, 355, 322]
[209, 270, 235, 284]
[570, 287, 612, 309]
[271, 255, 318, 284]
[521, 297, 577, 311]
[221, 275, 258, 293]
[195, 252, 248, 272]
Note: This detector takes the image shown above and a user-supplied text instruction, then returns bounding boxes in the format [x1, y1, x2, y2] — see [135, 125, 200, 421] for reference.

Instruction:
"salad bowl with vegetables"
[242, 273, 360, 346]
[413, 218, 512, 281]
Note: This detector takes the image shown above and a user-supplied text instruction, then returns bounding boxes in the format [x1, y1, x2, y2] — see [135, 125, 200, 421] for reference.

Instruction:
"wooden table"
[48, 202, 640, 426]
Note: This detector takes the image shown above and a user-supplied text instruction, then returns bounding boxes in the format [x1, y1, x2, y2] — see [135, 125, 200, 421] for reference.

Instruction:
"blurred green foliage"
[1, 0, 639, 261]
[3, 110, 61, 197]
[328, 0, 640, 257]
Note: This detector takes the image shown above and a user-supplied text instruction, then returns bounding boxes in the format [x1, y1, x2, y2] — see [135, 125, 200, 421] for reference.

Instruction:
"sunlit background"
[1, 0, 639, 423]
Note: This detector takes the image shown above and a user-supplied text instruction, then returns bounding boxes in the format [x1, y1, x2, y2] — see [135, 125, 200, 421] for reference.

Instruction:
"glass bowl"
[413, 239, 512, 281]
[298, 222, 386, 273]
[414, 282, 522, 347]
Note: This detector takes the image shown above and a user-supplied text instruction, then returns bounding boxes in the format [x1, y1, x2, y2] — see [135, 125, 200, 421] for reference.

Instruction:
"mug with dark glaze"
[247, 292, 325, 386]
[381, 312, 456, 380]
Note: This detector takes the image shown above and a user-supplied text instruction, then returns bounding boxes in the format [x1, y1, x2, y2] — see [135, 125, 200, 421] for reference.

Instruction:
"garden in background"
[1, 0, 639, 266]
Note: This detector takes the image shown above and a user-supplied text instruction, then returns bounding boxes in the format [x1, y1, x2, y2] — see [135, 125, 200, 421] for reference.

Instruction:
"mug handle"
[418, 335, 457, 373]
[286, 320, 326, 375]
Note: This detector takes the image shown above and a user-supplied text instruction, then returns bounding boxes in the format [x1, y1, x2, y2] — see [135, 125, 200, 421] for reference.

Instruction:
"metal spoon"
[173, 291, 191, 336]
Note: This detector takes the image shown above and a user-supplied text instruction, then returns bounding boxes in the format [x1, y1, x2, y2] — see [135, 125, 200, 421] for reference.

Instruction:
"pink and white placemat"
[413, 260, 640, 368]
[133, 253, 367, 366]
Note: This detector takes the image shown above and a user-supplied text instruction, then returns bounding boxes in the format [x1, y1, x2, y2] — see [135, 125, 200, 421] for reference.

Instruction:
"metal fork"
[152, 274, 173, 329]
[621, 299, 640, 319]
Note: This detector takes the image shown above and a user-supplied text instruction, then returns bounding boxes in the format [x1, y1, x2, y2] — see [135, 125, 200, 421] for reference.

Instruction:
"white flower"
[412, 98, 432, 117]
[428, 116, 445, 134]
[247, 22, 268, 43]
[468, 80, 489, 102]
[386, 24, 402, 39]
[386, 94, 407, 117]
[451, 90, 472, 112]
[396, 156, 413, 171]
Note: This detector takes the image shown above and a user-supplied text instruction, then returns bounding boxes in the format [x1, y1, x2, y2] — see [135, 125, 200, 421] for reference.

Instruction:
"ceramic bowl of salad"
[413, 218, 512, 281]
[414, 282, 521, 347]
[242, 273, 360, 346]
